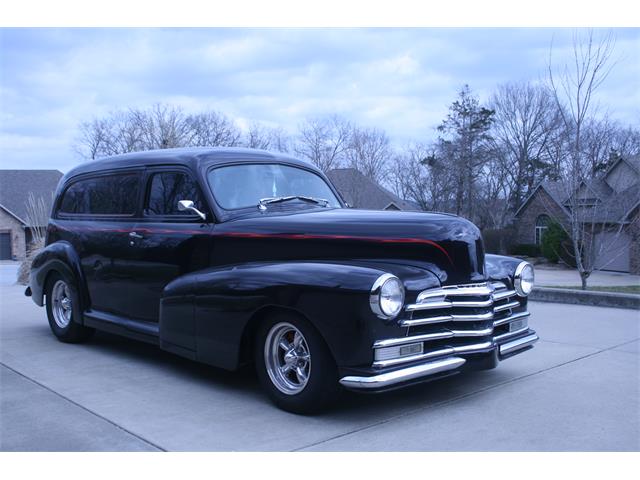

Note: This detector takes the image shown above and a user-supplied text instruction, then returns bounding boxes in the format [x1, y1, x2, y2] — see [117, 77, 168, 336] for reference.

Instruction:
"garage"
[594, 230, 631, 272]
[0, 232, 11, 260]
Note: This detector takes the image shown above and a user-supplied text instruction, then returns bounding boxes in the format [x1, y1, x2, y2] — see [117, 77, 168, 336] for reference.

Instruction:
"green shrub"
[540, 221, 568, 263]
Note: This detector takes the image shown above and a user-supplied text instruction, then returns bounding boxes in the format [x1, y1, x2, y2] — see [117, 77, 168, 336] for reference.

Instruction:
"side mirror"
[178, 200, 206, 221]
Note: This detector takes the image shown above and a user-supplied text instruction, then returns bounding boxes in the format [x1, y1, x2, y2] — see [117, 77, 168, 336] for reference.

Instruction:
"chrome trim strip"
[493, 311, 530, 328]
[453, 340, 494, 354]
[492, 289, 517, 301]
[373, 326, 495, 349]
[499, 333, 539, 355]
[450, 326, 494, 337]
[400, 310, 494, 327]
[406, 298, 493, 312]
[415, 283, 494, 302]
[491, 281, 507, 291]
[373, 340, 494, 368]
[493, 300, 520, 313]
[378, 311, 530, 349]
[493, 326, 529, 342]
[340, 357, 466, 390]
[373, 331, 452, 348]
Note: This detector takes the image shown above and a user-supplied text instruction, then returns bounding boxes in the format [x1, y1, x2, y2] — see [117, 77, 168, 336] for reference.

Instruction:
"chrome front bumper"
[339, 331, 538, 391]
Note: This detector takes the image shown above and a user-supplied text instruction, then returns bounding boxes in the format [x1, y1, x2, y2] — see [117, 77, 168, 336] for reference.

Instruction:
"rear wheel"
[255, 313, 341, 414]
[45, 273, 94, 343]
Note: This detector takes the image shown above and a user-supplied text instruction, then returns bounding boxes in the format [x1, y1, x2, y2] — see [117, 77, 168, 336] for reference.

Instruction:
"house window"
[535, 214, 550, 245]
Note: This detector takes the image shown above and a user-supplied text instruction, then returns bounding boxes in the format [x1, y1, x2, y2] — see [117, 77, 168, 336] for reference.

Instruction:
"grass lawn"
[547, 285, 640, 295]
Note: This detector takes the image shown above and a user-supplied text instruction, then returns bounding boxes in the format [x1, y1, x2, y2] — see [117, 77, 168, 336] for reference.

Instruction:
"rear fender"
[30, 241, 89, 313]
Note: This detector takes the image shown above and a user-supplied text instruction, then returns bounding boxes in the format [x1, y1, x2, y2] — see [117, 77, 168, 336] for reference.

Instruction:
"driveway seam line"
[291, 337, 640, 452]
[0, 362, 166, 452]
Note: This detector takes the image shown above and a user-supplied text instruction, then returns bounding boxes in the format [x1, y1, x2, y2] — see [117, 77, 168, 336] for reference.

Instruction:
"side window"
[146, 171, 204, 216]
[59, 174, 140, 216]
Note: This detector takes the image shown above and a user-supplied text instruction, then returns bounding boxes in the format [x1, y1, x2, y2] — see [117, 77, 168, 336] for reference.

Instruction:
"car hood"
[213, 208, 486, 284]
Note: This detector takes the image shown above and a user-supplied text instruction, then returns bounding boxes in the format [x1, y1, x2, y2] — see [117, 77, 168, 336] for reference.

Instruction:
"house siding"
[515, 188, 568, 245]
[0, 207, 26, 260]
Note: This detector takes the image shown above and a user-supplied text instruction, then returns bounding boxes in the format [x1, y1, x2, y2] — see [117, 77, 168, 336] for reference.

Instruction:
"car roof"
[64, 147, 315, 179]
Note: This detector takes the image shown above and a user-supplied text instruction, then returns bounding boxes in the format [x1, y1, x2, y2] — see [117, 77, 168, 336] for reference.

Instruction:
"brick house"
[0, 170, 63, 260]
[513, 156, 640, 274]
[327, 168, 418, 211]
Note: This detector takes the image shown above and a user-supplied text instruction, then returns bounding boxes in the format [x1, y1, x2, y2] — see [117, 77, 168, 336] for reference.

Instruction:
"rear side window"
[146, 172, 204, 216]
[59, 173, 140, 216]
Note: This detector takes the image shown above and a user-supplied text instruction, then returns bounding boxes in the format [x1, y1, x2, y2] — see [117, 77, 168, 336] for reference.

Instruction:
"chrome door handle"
[129, 232, 143, 239]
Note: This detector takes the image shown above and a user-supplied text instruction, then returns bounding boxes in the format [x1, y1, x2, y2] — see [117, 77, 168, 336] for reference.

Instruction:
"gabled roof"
[326, 168, 417, 211]
[603, 153, 640, 178]
[0, 170, 63, 225]
[514, 180, 570, 217]
[515, 156, 640, 224]
[577, 183, 640, 223]
[576, 177, 612, 202]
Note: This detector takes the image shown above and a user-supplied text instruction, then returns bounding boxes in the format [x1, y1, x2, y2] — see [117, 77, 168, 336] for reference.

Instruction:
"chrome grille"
[373, 281, 529, 368]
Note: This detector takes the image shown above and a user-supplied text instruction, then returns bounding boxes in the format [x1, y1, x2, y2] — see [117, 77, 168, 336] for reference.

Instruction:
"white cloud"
[0, 28, 638, 172]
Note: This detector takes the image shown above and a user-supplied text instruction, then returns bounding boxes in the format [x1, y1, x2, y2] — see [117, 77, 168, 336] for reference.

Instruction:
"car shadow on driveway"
[81, 329, 494, 419]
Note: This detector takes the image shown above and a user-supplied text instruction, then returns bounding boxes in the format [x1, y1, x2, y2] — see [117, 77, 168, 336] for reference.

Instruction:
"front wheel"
[255, 314, 341, 414]
[45, 273, 94, 343]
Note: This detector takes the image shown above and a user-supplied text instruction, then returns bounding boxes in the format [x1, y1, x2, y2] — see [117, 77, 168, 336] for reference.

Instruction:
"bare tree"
[345, 126, 392, 184]
[75, 105, 244, 160]
[244, 122, 291, 152]
[476, 144, 513, 230]
[18, 192, 54, 285]
[388, 142, 455, 212]
[490, 81, 562, 211]
[184, 110, 242, 147]
[133, 104, 190, 149]
[548, 29, 622, 289]
[75, 110, 145, 159]
[295, 115, 351, 172]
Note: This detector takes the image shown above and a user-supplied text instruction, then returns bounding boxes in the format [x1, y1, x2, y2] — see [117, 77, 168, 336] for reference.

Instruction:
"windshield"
[208, 163, 342, 210]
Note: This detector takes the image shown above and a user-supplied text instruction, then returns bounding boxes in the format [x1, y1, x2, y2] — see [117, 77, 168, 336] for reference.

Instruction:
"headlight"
[514, 262, 535, 296]
[370, 274, 405, 319]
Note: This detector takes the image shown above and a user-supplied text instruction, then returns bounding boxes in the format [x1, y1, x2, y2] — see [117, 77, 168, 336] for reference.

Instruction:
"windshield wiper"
[258, 196, 330, 211]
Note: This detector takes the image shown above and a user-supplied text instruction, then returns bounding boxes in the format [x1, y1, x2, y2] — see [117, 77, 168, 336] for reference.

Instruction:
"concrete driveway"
[0, 262, 19, 287]
[1, 283, 638, 451]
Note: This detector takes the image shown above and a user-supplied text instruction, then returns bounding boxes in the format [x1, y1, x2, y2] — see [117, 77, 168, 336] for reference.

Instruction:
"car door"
[57, 170, 145, 319]
[127, 166, 213, 324]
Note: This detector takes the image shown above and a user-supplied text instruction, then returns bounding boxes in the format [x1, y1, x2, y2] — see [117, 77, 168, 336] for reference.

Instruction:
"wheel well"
[238, 305, 317, 367]
[42, 269, 59, 300]
[42, 267, 87, 312]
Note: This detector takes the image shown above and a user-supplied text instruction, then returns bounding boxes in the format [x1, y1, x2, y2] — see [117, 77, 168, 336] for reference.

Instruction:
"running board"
[84, 309, 159, 344]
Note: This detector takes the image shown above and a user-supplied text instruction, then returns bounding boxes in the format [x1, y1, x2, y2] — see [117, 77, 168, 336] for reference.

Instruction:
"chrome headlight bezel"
[370, 273, 405, 320]
[514, 262, 535, 297]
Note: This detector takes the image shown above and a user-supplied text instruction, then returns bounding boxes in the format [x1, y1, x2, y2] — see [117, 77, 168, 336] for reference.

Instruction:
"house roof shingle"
[515, 155, 640, 224]
[0, 170, 63, 225]
[326, 168, 416, 211]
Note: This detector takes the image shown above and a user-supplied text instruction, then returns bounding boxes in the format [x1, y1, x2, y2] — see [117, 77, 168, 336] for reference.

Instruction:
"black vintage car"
[27, 147, 537, 413]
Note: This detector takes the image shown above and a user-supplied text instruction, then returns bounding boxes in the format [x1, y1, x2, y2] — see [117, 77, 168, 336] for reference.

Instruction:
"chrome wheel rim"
[52, 280, 72, 329]
[264, 322, 311, 395]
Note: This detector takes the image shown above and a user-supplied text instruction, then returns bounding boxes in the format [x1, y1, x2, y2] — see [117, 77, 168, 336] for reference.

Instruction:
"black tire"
[45, 272, 94, 343]
[255, 312, 342, 414]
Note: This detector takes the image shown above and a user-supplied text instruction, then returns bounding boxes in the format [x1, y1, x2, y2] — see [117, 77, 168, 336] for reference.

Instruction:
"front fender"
[29, 241, 89, 310]
[485, 254, 525, 289]
[159, 260, 439, 370]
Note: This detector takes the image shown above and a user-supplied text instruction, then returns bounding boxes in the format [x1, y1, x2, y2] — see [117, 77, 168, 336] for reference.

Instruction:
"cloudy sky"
[1, 28, 638, 172]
